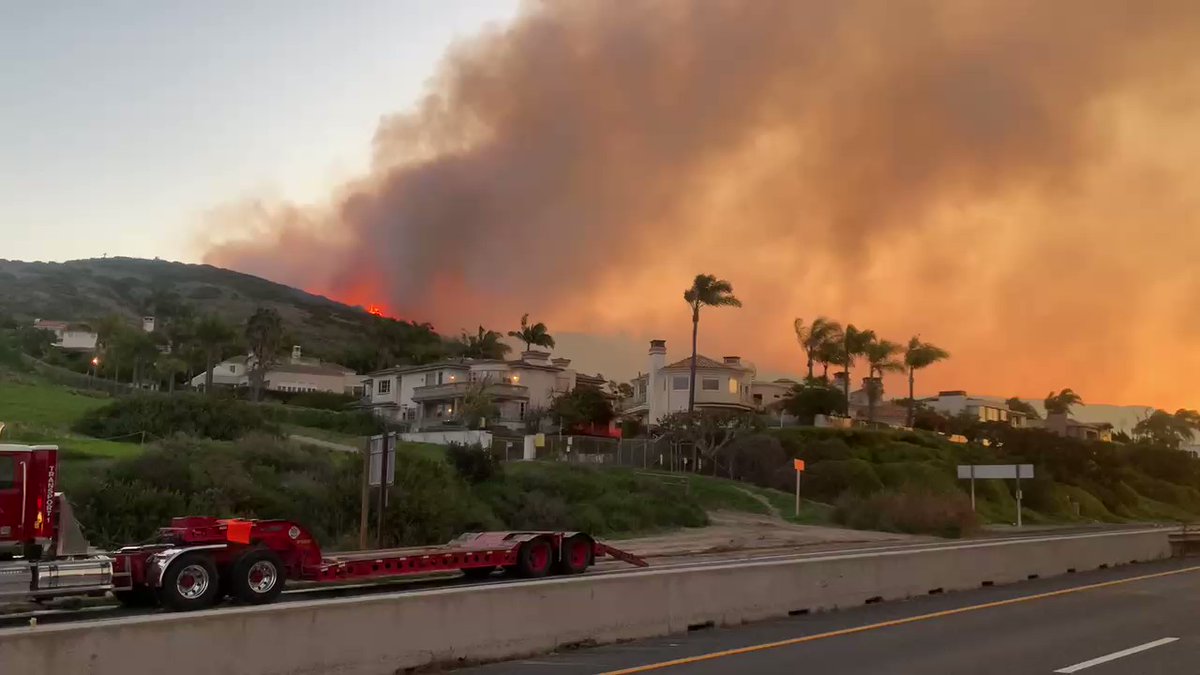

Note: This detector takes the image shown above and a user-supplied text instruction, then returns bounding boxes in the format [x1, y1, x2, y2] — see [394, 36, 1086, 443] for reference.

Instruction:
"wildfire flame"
[367, 305, 384, 317]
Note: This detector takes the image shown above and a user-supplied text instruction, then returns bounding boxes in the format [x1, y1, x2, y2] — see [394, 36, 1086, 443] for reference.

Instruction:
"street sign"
[956, 464, 1034, 480]
[793, 459, 806, 472]
[368, 434, 396, 487]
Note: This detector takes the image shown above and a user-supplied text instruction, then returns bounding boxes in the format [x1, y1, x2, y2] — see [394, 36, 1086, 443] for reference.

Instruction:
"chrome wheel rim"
[247, 560, 277, 594]
[176, 564, 210, 599]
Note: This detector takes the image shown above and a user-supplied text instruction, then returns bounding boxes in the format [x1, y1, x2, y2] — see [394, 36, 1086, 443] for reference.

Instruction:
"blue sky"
[0, 1, 519, 263]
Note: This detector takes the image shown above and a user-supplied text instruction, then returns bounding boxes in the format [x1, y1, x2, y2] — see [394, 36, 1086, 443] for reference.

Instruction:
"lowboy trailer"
[0, 444, 647, 612]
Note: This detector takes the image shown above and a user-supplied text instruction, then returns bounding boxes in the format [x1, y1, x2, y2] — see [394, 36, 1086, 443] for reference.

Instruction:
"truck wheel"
[113, 588, 157, 608]
[230, 549, 286, 605]
[554, 535, 592, 575]
[158, 552, 220, 612]
[515, 538, 553, 578]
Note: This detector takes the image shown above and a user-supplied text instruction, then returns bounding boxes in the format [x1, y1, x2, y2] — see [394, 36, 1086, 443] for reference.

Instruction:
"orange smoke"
[203, 0, 1200, 409]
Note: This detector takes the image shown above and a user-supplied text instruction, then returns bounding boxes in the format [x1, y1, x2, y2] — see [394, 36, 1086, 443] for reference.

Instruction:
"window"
[729, 378, 739, 394]
[638, 382, 646, 398]
[425, 372, 437, 386]
[701, 378, 720, 391]
[437, 371, 444, 385]
[229, 365, 237, 374]
[377, 379, 391, 395]
[0, 456, 14, 490]
[672, 376, 689, 390]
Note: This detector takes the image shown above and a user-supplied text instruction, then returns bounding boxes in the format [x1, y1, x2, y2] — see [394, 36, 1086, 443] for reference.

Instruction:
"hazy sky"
[0, 1, 519, 262]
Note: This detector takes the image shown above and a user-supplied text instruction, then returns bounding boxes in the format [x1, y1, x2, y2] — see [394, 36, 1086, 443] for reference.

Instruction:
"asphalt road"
[459, 558, 1200, 675]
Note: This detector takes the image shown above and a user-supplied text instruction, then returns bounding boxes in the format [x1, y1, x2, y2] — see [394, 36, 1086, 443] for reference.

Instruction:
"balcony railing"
[410, 381, 529, 402]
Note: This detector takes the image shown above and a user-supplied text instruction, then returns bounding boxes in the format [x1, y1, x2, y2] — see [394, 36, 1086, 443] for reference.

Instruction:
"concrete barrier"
[0, 530, 1171, 675]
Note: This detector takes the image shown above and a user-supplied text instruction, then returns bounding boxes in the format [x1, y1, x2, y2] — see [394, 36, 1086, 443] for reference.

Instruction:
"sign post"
[368, 433, 397, 548]
[957, 464, 1034, 527]
[793, 459, 806, 517]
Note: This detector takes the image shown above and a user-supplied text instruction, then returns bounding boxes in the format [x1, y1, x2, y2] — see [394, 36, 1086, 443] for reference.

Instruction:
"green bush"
[801, 458, 884, 503]
[262, 404, 384, 435]
[73, 393, 276, 441]
[282, 391, 359, 411]
[446, 443, 502, 484]
[834, 490, 979, 538]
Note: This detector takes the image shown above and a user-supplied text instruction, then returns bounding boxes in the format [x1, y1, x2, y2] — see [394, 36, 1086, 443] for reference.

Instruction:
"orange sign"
[793, 459, 806, 472]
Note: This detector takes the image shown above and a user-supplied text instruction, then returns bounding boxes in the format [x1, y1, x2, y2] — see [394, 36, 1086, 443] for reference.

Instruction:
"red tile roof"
[663, 355, 741, 370]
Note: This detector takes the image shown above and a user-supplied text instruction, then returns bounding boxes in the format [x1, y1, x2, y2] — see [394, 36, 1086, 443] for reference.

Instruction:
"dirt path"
[734, 487, 782, 519]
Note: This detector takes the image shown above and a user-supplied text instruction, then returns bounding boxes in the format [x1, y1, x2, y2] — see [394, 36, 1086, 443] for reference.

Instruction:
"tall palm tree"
[864, 338, 903, 423]
[904, 336, 950, 426]
[683, 274, 742, 413]
[155, 356, 187, 394]
[508, 313, 556, 351]
[194, 315, 236, 396]
[814, 339, 843, 381]
[456, 326, 511, 359]
[1044, 388, 1083, 416]
[794, 316, 842, 380]
[839, 325, 875, 415]
[245, 308, 284, 402]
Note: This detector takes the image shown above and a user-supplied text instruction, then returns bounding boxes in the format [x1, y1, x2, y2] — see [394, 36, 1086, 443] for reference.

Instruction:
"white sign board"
[956, 464, 1034, 480]
[368, 434, 396, 487]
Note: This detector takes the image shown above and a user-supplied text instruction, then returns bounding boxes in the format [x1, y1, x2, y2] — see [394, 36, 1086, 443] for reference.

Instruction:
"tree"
[93, 314, 128, 380]
[507, 313, 555, 351]
[154, 356, 187, 394]
[838, 324, 875, 414]
[793, 317, 842, 380]
[1133, 408, 1200, 449]
[17, 326, 56, 358]
[550, 386, 615, 430]
[863, 338, 903, 424]
[608, 380, 635, 404]
[683, 274, 742, 414]
[244, 308, 283, 402]
[1005, 397, 1040, 419]
[121, 330, 160, 387]
[460, 379, 500, 430]
[452, 326, 511, 360]
[1044, 388, 1083, 416]
[782, 382, 846, 425]
[903, 337, 950, 426]
[658, 410, 760, 474]
[814, 339, 843, 381]
[194, 315, 236, 396]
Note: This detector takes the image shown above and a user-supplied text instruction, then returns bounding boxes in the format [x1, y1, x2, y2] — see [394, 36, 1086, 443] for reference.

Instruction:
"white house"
[190, 346, 363, 396]
[750, 379, 799, 410]
[922, 391, 1032, 427]
[360, 350, 586, 430]
[32, 320, 98, 352]
[621, 340, 756, 425]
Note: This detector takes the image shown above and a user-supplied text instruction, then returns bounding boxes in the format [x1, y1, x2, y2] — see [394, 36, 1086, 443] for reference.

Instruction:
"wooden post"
[375, 433, 391, 549]
[358, 440, 370, 550]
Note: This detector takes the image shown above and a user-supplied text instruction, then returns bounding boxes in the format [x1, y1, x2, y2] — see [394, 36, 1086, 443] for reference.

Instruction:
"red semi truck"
[0, 443, 647, 611]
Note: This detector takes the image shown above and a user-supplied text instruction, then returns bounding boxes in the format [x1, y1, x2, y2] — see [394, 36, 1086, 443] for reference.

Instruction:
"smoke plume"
[203, 0, 1200, 408]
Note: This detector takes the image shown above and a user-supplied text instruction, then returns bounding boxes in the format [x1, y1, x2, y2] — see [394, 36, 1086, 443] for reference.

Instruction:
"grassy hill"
[0, 257, 384, 362]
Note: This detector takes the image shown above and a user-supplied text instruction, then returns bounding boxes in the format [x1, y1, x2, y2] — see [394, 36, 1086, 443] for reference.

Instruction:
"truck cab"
[0, 444, 113, 601]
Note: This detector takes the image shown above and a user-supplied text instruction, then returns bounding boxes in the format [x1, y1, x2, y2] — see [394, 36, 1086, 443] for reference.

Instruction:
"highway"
[459, 558, 1200, 675]
[0, 526, 1158, 629]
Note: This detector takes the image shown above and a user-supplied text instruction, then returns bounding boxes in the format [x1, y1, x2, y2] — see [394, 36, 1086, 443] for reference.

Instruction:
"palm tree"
[814, 339, 843, 381]
[1005, 397, 1040, 419]
[838, 325, 875, 415]
[244, 308, 284, 402]
[455, 326, 511, 359]
[508, 313, 556, 351]
[904, 336, 950, 426]
[194, 315, 236, 396]
[93, 314, 127, 381]
[794, 317, 842, 380]
[155, 356, 187, 394]
[683, 274, 742, 413]
[864, 338, 903, 423]
[1044, 388, 1083, 416]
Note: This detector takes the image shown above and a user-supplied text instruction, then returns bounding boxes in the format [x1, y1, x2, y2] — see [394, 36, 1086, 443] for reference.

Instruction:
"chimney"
[521, 349, 551, 364]
[291, 345, 302, 363]
[648, 340, 667, 425]
[832, 371, 849, 389]
[141, 316, 155, 333]
[551, 357, 571, 369]
[723, 356, 741, 366]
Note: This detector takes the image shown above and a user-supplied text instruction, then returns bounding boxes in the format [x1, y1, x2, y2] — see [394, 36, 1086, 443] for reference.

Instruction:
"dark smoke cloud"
[204, 0, 1200, 408]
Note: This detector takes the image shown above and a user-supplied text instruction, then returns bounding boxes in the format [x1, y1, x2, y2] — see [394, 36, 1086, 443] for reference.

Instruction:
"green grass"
[281, 423, 367, 448]
[0, 379, 111, 428]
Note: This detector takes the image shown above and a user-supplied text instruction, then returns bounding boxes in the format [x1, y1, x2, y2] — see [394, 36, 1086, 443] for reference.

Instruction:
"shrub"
[73, 393, 275, 441]
[834, 490, 979, 538]
[446, 443, 502, 484]
[262, 404, 384, 435]
[801, 458, 884, 503]
[282, 391, 359, 411]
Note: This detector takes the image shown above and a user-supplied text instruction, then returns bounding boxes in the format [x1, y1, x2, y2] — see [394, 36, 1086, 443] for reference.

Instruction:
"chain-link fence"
[489, 435, 710, 473]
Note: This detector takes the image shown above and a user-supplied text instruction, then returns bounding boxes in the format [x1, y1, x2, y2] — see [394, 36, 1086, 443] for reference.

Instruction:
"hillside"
[0, 256, 387, 362]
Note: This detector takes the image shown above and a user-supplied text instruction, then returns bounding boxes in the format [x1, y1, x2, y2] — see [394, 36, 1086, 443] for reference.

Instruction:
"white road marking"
[1053, 637, 1179, 673]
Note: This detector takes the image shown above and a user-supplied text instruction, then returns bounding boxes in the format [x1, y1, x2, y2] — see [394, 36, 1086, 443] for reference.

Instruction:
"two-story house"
[360, 350, 583, 430]
[190, 346, 363, 396]
[621, 340, 756, 426]
[922, 391, 1032, 427]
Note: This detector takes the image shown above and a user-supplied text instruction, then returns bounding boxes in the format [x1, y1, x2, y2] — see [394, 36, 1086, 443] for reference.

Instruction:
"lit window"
[702, 378, 720, 391]
[672, 376, 689, 390]
[729, 378, 739, 394]
[511, 374, 520, 384]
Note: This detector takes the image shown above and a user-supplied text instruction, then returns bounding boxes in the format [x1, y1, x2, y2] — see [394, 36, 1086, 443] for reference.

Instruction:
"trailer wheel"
[462, 566, 497, 580]
[515, 538, 553, 578]
[554, 535, 592, 575]
[158, 552, 220, 612]
[113, 588, 157, 608]
[230, 548, 286, 605]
